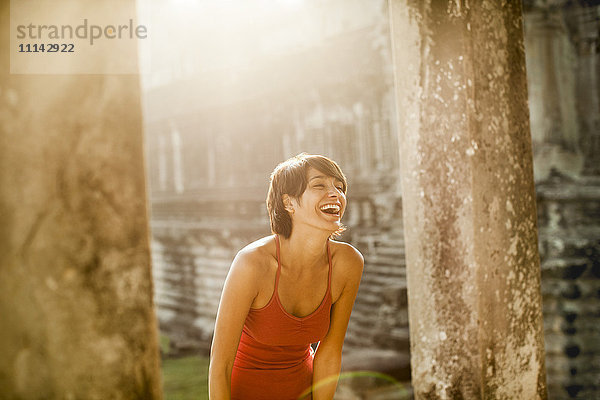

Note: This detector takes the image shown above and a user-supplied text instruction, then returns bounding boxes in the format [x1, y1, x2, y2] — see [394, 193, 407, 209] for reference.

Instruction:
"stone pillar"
[158, 133, 169, 191]
[523, 9, 584, 180]
[0, 1, 162, 399]
[169, 121, 185, 193]
[388, 1, 547, 398]
[570, 5, 600, 176]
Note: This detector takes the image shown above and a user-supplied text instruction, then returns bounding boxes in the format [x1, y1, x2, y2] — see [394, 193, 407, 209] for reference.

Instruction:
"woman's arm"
[312, 244, 364, 400]
[208, 250, 260, 400]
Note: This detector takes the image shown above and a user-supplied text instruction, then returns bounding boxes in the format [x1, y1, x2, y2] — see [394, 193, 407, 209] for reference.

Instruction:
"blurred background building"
[138, 0, 599, 398]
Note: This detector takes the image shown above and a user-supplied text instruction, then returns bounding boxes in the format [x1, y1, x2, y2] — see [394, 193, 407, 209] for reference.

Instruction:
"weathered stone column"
[0, 1, 162, 398]
[388, 1, 548, 398]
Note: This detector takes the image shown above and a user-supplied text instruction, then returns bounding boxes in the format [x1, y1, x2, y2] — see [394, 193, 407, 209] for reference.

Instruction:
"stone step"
[364, 254, 407, 267]
[341, 348, 411, 382]
[363, 263, 407, 277]
[541, 257, 596, 280]
[359, 273, 406, 287]
[369, 245, 407, 258]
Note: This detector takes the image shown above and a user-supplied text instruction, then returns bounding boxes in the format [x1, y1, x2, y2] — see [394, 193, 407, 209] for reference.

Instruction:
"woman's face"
[289, 167, 347, 233]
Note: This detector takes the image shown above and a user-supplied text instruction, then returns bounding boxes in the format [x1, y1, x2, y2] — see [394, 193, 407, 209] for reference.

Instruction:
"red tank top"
[231, 235, 333, 400]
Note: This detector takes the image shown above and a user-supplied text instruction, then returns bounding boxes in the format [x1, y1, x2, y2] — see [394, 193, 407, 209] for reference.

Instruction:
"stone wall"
[150, 193, 270, 355]
[524, 2, 600, 397]
[537, 176, 600, 399]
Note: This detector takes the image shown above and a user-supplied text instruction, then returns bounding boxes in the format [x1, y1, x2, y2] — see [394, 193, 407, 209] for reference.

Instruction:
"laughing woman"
[209, 154, 364, 400]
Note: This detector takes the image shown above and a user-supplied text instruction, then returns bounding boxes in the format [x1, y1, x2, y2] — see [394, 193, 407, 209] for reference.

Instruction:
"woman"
[209, 153, 364, 400]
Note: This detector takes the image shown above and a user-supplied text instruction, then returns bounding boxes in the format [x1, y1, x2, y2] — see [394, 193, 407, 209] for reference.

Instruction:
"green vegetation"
[159, 334, 171, 355]
[160, 354, 412, 400]
[162, 356, 209, 400]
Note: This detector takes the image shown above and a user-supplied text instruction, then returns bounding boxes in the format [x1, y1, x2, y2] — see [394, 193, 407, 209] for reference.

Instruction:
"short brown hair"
[266, 153, 347, 239]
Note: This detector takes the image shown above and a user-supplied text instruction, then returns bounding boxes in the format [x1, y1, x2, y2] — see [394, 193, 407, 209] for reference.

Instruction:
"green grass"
[161, 356, 209, 400]
[159, 334, 171, 355]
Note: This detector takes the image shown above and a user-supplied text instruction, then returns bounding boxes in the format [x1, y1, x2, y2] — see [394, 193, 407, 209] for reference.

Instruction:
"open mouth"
[320, 203, 341, 215]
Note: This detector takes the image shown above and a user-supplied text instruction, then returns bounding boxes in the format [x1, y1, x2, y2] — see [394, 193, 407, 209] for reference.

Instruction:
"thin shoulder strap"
[327, 239, 333, 291]
[274, 235, 282, 290]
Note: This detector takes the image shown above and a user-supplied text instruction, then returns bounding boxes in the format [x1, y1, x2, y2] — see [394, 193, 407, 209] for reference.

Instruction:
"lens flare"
[298, 370, 409, 399]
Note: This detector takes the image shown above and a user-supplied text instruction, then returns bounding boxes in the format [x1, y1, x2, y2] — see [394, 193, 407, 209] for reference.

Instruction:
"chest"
[277, 264, 329, 318]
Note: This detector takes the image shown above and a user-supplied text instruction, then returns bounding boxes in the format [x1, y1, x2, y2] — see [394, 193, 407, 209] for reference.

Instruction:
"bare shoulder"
[329, 240, 364, 303]
[330, 240, 364, 267]
[329, 240, 364, 281]
[229, 235, 277, 280]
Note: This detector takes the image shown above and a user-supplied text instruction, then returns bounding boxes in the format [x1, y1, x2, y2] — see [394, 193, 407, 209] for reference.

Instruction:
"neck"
[278, 226, 331, 271]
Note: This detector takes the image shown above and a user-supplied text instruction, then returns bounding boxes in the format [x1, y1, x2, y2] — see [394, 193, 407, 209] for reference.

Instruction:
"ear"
[282, 194, 294, 213]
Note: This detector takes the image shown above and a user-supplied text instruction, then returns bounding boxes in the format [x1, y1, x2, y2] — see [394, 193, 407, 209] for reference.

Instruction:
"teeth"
[320, 204, 340, 212]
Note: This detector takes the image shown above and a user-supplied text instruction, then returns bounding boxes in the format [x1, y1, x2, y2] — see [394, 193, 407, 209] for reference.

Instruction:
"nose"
[327, 186, 339, 197]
